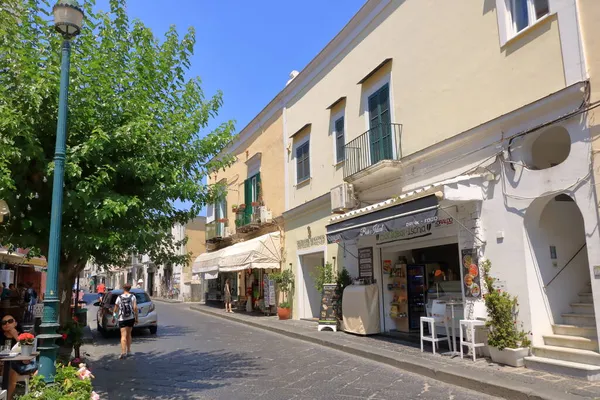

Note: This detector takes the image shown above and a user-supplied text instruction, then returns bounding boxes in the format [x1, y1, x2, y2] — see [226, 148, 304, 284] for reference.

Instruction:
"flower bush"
[482, 260, 531, 350]
[17, 363, 99, 400]
[17, 333, 34, 346]
[58, 317, 84, 348]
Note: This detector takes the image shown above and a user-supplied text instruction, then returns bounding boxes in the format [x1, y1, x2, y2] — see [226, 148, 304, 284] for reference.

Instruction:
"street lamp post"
[38, 0, 84, 383]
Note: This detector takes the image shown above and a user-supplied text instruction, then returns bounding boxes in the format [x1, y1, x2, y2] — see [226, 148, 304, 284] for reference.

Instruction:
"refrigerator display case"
[407, 265, 426, 331]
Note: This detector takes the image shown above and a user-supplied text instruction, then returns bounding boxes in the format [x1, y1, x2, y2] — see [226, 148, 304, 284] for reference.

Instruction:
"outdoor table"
[444, 300, 464, 356]
[0, 352, 38, 390]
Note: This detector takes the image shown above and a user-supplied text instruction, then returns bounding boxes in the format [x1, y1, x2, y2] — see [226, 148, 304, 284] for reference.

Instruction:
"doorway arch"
[524, 194, 590, 325]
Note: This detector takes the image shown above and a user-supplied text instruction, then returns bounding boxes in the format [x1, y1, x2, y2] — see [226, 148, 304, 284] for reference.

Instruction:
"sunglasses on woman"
[1, 319, 14, 326]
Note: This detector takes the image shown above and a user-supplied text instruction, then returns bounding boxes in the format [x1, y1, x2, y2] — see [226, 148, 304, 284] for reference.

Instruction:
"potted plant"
[57, 316, 84, 363]
[336, 267, 353, 323]
[18, 332, 35, 356]
[232, 204, 238, 212]
[238, 204, 246, 211]
[482, 260, 531, 367]
[271, 269, 295, 320]
[311, 262, 336, 293]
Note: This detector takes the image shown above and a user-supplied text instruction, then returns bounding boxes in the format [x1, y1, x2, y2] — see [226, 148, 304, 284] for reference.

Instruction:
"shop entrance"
[380, 242, 461, 334]
[299, 252, 324, 320]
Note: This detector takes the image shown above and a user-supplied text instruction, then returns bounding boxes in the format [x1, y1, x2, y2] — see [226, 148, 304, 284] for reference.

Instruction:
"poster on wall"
[461, 249, 481, 298]
[358, 247, 374, 279]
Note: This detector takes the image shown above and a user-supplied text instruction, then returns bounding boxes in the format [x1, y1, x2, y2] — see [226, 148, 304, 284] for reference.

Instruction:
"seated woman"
[1, 315, 37, 400]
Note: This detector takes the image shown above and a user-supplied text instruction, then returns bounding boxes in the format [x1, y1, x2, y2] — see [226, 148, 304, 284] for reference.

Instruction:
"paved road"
[86, 302, 499, 400]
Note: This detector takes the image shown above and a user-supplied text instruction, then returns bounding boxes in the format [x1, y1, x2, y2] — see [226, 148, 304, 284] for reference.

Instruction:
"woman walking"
[224, 278, 233, 313]
[113, 283, 138, 359]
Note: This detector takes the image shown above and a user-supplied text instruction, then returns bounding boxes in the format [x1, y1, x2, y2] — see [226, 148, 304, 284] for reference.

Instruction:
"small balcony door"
[368, 84, 393, 164]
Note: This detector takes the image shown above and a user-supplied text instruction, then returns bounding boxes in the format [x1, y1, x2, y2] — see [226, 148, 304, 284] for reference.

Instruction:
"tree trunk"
[58, 265, 78, 326]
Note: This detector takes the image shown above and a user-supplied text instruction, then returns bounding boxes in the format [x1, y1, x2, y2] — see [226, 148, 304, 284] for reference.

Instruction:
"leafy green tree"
[0, 0, 234, 322]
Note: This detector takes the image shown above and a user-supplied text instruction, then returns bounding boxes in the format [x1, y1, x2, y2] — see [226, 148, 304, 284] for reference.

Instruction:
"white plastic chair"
[459, 301, 487, 361]
[420, 300, 451, 354]
[12, 338, 37, 394]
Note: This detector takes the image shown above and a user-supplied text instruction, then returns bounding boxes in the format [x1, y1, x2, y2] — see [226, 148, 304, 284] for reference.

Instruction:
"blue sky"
[95, 0, 367, 212]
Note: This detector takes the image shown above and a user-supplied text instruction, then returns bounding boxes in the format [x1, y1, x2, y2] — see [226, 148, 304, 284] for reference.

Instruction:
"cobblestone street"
[86, 303, 500, 400]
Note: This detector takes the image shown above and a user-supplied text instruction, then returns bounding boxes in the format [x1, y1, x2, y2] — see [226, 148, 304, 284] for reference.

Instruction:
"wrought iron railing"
[343, 123, 403, 179]
[206, 220, 228, 241]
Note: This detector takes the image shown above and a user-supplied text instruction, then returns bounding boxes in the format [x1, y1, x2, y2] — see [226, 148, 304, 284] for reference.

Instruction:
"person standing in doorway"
[113, 283, 138, 359]
[224, 278, 233, 313]
[136, 279, 143, 289]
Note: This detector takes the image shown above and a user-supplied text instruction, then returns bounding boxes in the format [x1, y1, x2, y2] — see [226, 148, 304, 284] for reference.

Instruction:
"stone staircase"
[525, 283, 600, 381]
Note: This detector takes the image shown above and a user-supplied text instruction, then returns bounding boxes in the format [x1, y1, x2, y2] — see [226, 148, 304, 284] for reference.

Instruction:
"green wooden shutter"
[256, 172, 261, 202]
[244, 178, 252, 225]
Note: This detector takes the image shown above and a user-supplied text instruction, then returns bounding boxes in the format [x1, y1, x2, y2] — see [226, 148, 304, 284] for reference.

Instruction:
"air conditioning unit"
[258, 206, 273, 224]
[331, 183, 355, 213]
[223, 226, 232, 238]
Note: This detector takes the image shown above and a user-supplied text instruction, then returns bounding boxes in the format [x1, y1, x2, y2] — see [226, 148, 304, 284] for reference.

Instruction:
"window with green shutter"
[243, 172, 260, 225]
[335, 117, 345, 163]
[296, 141, 310, 183]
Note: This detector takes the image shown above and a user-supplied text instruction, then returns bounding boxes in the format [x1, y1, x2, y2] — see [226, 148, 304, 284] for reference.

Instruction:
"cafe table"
[0, 352, 38, 390]
[443, 300, 464, 356]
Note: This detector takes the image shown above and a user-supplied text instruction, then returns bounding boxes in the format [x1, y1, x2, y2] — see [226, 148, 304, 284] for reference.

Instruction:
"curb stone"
[190, 305, 586, 400]
[153, 298, 183, 304]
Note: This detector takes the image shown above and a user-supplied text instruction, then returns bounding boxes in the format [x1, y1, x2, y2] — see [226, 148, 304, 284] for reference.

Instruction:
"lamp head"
[53, 0, 84, 39]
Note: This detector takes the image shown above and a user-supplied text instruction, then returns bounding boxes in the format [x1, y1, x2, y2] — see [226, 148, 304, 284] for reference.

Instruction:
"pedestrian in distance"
[224, 278, 233, 313]
[113, 283, 138, 359]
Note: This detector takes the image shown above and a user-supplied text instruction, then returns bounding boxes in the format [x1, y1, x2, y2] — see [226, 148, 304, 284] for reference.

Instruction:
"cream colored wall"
[184, 217, 206, 282]
[284, 201, 343, 319]
[211, 111, 284, 224]
[286, 0, 566, 208]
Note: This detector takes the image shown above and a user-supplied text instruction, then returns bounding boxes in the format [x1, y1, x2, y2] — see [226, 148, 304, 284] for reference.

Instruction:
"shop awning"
[192, 248, 226, 274]
[218, 232, 282, 272]
[326, 194, 440, 243]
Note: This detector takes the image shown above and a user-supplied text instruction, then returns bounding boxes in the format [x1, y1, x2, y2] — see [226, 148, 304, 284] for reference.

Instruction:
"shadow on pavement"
[92, 348, 264, 399]
[95, 324, 195, 343]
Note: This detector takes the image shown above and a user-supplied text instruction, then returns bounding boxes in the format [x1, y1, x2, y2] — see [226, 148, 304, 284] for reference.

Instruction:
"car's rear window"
[107, 292, 151, 304]
[134, 293, 151, 303]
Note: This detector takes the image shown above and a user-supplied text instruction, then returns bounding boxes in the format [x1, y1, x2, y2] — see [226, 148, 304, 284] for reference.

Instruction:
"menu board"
[268, 278, 276, 306]
[318, 283, 339, 328]
[263, 273, 270, 305]
[358, 247, 374, 278]
[461, 249, 481, 298]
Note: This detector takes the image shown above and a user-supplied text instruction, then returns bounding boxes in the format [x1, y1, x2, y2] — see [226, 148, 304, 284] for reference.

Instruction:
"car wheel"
[149, 326, 157, 335]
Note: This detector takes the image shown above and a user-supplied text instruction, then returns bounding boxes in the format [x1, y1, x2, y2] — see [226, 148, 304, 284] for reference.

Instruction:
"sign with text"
[318, 283, 339, 329]
[376, 217, 454, 244]
[297, 235, 326, 250]
[358, 247, 374, 279]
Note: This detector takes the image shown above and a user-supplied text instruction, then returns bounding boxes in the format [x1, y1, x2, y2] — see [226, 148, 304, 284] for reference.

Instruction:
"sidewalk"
[189, 304, 600, 400]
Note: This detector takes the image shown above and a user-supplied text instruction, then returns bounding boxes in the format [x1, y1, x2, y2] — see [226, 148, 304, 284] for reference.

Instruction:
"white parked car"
[95, 288, 157, 336]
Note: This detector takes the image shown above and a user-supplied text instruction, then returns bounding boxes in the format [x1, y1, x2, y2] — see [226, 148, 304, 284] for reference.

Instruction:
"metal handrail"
[545, 243, 587, 288]
[343, 123, 402, 179]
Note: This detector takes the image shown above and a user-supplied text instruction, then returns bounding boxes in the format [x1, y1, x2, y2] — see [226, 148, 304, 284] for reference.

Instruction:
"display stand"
[388, 262, 409, 332]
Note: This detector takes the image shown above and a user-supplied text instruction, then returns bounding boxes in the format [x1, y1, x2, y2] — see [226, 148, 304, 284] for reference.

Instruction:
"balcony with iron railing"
[206, 220, 229, 243]
[343, 123, 403, 188]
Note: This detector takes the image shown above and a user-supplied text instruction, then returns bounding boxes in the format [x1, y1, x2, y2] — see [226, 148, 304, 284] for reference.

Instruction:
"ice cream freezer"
[342, 284, 381, 335]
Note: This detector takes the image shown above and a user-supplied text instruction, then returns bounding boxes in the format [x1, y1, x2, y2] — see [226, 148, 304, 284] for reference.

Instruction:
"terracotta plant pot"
[277, 307, 291, 320]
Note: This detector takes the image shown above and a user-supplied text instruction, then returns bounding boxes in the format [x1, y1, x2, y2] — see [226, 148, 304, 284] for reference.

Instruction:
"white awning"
[219, 232, 282, 272]
[192, 248, 226, 274]
[192, 232, 282, 274]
